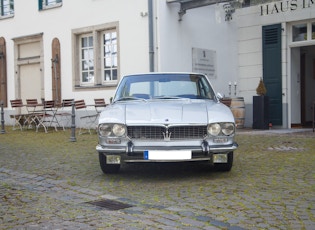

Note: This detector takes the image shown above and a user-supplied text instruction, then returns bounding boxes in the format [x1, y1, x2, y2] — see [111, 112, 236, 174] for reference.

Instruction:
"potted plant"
[253, 79, 269, 129]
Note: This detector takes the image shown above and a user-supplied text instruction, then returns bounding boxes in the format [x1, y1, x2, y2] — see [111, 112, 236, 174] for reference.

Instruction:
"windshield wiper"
[115, 97, 147, 102]
[153, 96, 183, 100]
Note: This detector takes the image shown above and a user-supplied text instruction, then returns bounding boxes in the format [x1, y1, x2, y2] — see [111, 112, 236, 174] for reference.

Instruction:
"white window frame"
[0, 0, 14, 19]
[40, 0, 62, 10]
[290, 20, 315, 45]
[72, 22, 120, 89]
[79, 34, 94, 86]
[102, 29, 118, 83]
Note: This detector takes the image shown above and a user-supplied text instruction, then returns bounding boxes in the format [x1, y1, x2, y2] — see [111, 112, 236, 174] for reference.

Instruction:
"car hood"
[98, 100, 234, 125]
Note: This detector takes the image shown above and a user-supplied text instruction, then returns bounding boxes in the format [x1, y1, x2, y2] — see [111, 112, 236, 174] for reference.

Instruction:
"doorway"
[13, 33, 44, 105]
[291, 45, 315, 127]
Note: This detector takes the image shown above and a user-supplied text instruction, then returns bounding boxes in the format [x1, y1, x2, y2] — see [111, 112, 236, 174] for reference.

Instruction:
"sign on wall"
[192, 48, 217, 79]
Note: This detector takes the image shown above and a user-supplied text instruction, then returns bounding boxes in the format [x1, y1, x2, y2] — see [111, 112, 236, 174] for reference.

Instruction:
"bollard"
[0, 101, 5, 134]
[69, 100, 76, 142]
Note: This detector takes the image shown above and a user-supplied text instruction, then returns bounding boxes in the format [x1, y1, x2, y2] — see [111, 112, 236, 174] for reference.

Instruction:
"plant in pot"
[253, 79, 269, 129]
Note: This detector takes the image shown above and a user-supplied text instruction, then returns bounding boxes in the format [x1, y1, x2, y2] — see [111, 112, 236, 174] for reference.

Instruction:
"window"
[73, 22, 120, 88]
[103, 30, 118, 82]
[39, 0, 62, 10]
[292, 24, 307, 42]
[80, 35, 94, 85]
[0, 0, 14, 17]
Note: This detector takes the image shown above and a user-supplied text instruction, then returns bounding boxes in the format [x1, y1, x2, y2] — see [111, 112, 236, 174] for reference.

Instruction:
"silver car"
[96, 73, 238, 173]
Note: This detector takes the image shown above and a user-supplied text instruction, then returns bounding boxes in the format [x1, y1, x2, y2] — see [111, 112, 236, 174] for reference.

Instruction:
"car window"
[114, 74, 215, 101]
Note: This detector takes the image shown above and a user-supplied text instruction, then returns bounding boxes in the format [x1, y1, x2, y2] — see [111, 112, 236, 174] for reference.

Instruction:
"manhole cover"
[85, 199, 133, 211]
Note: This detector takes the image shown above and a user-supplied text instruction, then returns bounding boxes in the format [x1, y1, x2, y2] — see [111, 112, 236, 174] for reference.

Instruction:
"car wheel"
[214, 152, 233, 172]
[99, 153, 120, 174]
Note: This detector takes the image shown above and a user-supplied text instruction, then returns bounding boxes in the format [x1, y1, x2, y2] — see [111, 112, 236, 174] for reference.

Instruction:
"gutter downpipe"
[148, 0, 154, 72]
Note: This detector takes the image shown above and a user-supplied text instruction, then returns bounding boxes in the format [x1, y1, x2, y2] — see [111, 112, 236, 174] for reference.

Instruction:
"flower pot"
[253, 95, 269, 129]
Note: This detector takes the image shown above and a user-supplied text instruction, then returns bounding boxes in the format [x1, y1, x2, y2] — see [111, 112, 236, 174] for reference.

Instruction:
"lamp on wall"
[223, 3, 235, 21]
[0, 52, 4, 59]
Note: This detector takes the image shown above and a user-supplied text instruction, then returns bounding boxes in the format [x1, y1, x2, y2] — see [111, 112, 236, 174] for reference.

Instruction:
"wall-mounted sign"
[192, 48, 216, 79]
[260, 0, 314, 16]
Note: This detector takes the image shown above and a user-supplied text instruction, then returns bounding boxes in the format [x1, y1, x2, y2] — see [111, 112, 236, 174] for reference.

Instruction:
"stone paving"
[0, 127, 314, 229]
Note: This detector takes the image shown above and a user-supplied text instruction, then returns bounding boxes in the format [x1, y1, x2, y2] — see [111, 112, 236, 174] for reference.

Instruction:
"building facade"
[0, 0, 314, 128]
[237, 0, 315, 128]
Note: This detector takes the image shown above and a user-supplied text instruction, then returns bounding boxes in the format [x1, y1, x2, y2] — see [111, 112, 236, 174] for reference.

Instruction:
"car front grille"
[127, 126, 207, 140]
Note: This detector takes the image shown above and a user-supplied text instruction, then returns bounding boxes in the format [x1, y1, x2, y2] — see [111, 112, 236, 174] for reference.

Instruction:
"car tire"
[214, 152, 233, 172]
[99, 153, 120, 174]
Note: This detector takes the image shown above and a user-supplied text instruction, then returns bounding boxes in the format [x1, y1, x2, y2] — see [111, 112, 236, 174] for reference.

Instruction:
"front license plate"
[143, 150, 192, 160]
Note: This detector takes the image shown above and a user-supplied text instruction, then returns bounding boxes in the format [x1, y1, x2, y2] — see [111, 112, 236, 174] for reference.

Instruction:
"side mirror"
[216, 93, 223, 100]
[110, 97, 113, 103]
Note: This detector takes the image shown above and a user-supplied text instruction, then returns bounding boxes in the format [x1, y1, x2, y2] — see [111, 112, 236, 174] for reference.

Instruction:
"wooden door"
[52, 38, 61, 103]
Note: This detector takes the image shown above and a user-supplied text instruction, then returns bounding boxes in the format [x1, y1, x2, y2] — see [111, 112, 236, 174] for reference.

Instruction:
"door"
[14, 34, 43, 106]
[20, 63, 41, 102]
[262, 24, 283, 126]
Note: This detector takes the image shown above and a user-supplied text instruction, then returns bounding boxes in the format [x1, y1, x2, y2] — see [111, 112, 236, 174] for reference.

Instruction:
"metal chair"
[94, 98, 107, 114]
[35, 100, 58, 133]
[10, 99, 26, 131]
[56, 99, 74, 130]
[75, 100, 99, 134]
[25, 99, 43, 129]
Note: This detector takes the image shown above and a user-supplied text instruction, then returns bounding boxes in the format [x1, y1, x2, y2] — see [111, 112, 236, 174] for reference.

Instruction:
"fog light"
[106, 155, 121, 164]
[213, 154, 228, 163]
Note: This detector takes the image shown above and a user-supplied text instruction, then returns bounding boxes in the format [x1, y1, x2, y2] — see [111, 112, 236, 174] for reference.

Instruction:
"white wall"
[2, 0, 150, 106]
[155, 2, 239, 96]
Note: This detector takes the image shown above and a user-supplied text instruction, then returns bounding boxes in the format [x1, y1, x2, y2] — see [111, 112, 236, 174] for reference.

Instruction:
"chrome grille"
[127, 126, 207, 140]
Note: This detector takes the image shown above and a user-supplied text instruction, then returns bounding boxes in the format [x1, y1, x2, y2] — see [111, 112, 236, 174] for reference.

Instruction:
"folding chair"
[75, 100, 99, 134]
[25, 99, 43, 129]
[10, 99, 26, 131]
[56, 99, 74, 130]
[94, 98, 107, 114]
[35, 100, 58, 133]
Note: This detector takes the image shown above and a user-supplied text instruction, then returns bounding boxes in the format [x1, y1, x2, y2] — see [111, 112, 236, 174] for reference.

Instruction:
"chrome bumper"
[96, 142, 238, 154]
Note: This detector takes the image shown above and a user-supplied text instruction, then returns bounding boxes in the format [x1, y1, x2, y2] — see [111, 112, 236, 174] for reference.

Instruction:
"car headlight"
[99, 124, 112, 136]
[221, 123, 235, 136]
[208, 123, 235, 136]
[112, 124, 126, 137]
[98, 124, 126, 137]
[208, 123, 221, 136]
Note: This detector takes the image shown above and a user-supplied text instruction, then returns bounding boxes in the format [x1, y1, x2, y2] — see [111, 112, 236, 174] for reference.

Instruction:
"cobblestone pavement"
[0, 127, 314, 229]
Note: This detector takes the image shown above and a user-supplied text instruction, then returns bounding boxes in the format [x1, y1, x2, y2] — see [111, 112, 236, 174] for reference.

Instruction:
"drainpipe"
[148, 0, 154, 72]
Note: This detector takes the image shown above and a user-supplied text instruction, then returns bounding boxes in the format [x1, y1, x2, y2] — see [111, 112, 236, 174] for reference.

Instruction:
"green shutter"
[262, 24, 282, 126]
[38, 0, 42, 10]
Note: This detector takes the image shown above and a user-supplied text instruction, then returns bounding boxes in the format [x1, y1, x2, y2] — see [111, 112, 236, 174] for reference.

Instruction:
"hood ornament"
[163, 129, 171, 141]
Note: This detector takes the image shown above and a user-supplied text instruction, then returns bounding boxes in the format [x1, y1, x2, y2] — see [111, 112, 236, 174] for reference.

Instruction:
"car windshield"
[114, 73, 216, 102]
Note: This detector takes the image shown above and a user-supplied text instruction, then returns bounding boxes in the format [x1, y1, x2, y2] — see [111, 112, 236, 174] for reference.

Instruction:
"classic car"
[96, 73, 238, 173]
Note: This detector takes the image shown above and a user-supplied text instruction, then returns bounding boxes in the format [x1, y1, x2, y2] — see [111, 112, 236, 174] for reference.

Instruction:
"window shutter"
[262, 24, 282, 125]
[38, 0, 42, 10]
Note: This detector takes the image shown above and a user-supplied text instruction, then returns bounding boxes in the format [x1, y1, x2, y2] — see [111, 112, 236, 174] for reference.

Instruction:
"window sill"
[75, 84, 117, 90]
[0, 14, 14, 20]
[40, 3, 62, 11]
